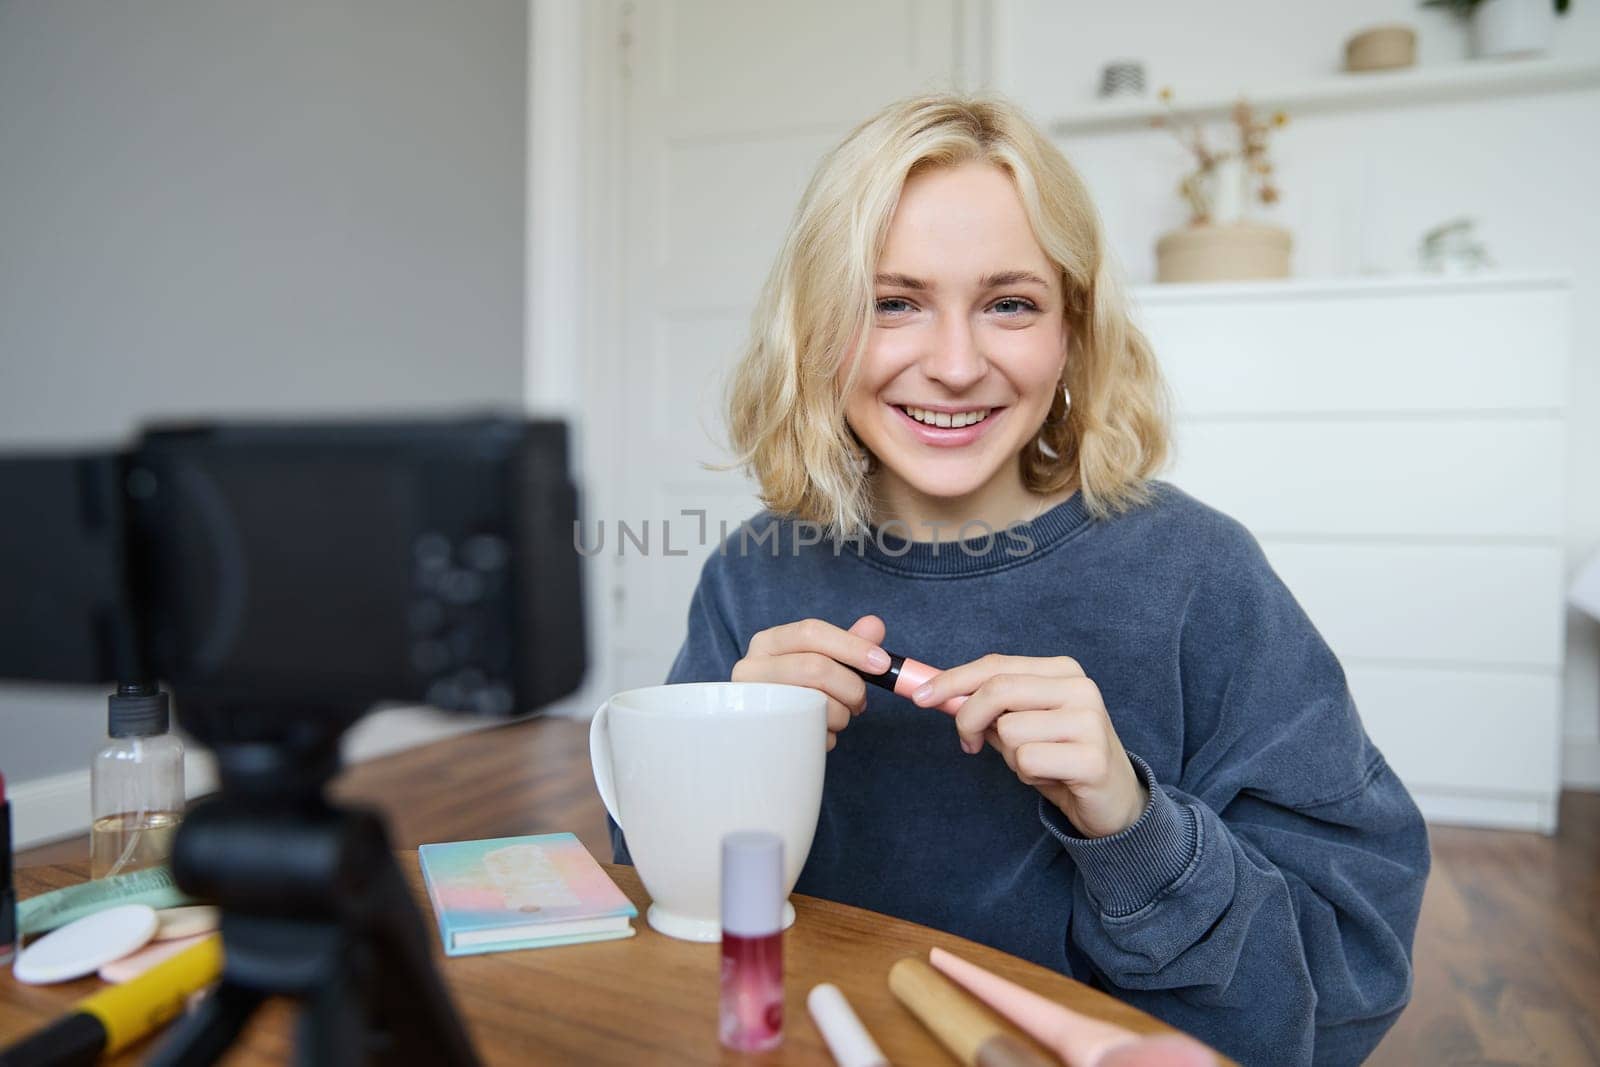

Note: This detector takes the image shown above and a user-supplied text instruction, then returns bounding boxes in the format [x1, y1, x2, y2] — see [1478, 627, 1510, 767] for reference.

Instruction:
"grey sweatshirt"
[612, 483, 1429, 1066]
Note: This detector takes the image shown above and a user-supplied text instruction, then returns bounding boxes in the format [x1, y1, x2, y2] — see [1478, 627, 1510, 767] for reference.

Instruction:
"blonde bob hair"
[724, 92, 1169, 537]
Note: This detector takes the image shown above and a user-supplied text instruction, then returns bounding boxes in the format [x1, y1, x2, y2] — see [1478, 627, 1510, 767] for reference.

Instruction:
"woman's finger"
[984, 726, 1014, 770]
[847, 613, 887, 646]
[985, 728, 1120, 803]
[824, 696, 851, 734]
[992, 706, 1097, 750]
[749, 617, 891, 676]
[1012, 740, 1106, 787]
[953, 674, 1072, 752]
[733, 652, 868, 716]
[914, 653, 1084, 709]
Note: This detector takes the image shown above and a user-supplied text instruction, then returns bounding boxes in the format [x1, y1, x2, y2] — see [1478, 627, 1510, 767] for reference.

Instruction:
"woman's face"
[842, 161, 1068, 513]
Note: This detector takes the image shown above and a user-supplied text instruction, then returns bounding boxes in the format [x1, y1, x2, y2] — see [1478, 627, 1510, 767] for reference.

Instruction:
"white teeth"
[901, 406, 990, 428]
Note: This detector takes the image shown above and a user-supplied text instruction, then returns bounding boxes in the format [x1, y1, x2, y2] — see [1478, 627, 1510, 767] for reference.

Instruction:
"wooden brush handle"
[979, 1032, 1062, 1067]
[888, 957, 1055, 1067]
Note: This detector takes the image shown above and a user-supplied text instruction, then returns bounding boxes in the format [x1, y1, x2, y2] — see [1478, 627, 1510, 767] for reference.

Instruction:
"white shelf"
[1130, 271, 1572, 305]
[1050, 57, 1600, 136]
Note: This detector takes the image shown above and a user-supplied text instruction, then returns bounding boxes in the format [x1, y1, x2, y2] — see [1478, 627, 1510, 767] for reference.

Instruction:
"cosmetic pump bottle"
[90, 682, 184, 880]
[719, 830, 785, 1052]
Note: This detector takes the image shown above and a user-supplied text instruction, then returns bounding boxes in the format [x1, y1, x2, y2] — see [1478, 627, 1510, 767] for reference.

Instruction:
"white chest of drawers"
[1135, 274, 1572, 831]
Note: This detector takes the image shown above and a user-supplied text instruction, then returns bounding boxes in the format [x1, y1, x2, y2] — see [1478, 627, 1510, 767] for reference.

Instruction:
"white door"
[601, 0, 965, 691]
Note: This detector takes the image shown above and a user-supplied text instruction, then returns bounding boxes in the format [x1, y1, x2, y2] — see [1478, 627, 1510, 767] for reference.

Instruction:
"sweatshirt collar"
[845, 491, 1094, 577]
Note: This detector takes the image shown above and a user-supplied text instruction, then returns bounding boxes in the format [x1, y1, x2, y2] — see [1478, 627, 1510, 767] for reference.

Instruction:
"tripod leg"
[297, 950, 368, 1067]
[146, 981, 265, 1067]
[364, 848, 480, 1067]
[159, 797, 483, 1065]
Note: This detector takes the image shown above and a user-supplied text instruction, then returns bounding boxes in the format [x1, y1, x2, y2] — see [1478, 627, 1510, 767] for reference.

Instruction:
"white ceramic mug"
[589, 682, 827, 941]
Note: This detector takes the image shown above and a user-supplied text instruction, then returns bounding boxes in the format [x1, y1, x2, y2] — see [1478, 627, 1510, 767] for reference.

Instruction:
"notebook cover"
[418, 832, 638, 957]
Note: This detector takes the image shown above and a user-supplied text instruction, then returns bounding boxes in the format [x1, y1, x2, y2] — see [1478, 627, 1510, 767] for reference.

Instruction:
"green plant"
[1423, 0, 1570, 14]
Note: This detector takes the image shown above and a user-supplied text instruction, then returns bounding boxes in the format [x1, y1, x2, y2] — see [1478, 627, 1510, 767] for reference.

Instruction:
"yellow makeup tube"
[1, 934, 221, 1065]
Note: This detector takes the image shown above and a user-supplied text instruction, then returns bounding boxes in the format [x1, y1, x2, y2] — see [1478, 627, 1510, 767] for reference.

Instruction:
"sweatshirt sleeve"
[1039, 523, 1430, 1067]
[609, 553, 745, 865]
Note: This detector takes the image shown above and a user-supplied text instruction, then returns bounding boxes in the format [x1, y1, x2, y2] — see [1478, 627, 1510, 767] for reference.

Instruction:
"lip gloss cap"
[721, 831, 783, 937]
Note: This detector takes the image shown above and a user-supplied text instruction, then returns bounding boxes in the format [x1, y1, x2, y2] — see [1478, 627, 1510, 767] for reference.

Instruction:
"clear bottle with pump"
[90, 682, 185, 880]
[719, 831, 785, 1053]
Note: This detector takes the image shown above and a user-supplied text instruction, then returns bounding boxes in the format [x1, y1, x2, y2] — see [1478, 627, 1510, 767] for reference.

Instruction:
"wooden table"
[4, 719, 1230, 1065]
[1, 857, 1222, 1066]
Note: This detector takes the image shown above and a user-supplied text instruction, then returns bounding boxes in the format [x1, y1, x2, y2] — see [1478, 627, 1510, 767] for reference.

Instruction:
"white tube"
[807, 983, 889, 1067]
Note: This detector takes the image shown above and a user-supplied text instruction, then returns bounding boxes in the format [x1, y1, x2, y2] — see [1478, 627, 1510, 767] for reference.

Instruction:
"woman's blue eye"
[875, 296, 1037, 315]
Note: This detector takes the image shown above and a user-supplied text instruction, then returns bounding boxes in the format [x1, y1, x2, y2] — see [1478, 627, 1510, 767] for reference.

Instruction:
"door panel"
[612, 1, 960, 691]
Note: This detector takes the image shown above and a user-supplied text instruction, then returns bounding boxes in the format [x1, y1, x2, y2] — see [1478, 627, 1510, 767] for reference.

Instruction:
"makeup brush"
[928, 947, 1218, 1067]
[888, 957, 1055, 1067]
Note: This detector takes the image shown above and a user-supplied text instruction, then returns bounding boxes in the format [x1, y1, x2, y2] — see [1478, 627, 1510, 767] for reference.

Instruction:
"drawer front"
[1167, 418, 1565, 539]
[1262, 541, 1565, 668]
[1350, 665, 1560, 796]
[1137, 282, 1570, 415]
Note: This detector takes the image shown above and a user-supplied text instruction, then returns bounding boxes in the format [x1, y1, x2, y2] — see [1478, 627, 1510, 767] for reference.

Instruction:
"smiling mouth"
[895, 405, 996, 429]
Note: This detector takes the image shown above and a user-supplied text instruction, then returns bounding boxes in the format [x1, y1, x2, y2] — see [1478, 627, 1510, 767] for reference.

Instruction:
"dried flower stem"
[1151, 89, 1288, 225]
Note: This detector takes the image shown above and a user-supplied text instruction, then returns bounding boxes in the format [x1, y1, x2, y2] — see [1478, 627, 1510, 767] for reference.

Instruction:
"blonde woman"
[613, 94, 1428, 1067]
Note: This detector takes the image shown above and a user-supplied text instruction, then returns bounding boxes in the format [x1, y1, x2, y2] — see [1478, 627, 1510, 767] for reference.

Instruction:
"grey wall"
[0, 0, 527, 783]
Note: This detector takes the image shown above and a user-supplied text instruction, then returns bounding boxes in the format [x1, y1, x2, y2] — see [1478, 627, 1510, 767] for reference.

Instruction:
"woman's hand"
[912, 654, 1148, 838]
[731, 615, 888, 751]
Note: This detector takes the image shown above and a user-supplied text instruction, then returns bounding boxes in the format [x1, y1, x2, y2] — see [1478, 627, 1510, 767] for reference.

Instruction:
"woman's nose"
[920, 314, 986, 392]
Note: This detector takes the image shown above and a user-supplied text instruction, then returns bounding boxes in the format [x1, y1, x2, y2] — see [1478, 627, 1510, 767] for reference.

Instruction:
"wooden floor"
[1381, 790, 1600, 1066]
[19, 717, 1600, 1065]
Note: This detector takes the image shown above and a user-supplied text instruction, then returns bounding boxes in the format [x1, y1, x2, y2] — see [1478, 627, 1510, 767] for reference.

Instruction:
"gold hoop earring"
[1050, 383, 1072, 425]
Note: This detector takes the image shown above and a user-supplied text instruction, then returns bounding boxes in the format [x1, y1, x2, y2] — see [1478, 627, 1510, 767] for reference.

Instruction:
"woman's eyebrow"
[979, 270, 1050, 289]
[874, 270, 1050, 290]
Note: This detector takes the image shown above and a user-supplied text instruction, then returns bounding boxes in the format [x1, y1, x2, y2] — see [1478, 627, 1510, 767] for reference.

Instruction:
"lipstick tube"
[851, 652, 967, 715]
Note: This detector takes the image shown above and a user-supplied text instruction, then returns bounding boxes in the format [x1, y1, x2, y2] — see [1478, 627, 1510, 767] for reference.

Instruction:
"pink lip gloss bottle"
[719, 831, 785, 1053]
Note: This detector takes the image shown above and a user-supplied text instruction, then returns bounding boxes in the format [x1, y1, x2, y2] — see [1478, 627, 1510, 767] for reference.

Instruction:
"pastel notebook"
[418, 833, 637, 956]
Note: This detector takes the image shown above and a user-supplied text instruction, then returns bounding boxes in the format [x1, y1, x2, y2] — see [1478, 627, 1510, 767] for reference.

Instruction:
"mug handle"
[588, 700, 622, 829]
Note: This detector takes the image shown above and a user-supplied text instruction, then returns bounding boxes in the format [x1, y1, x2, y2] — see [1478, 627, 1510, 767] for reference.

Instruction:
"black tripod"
[147, 702, 480, 1067]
